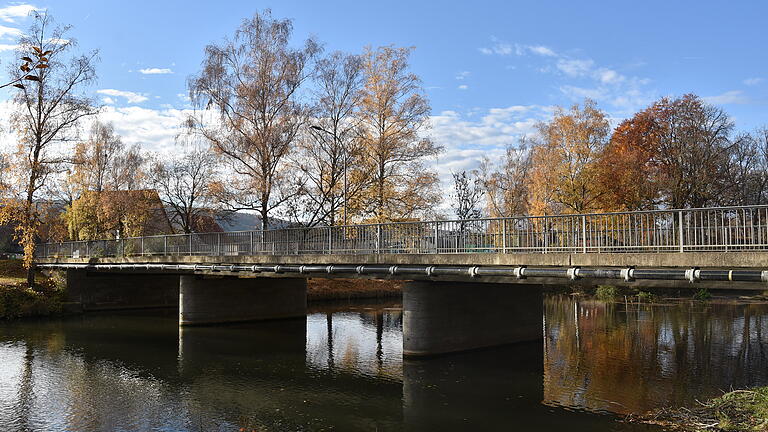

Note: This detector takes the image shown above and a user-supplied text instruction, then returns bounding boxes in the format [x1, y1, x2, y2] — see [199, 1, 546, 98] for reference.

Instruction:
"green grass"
[637, 387, 768, 431]
[710, 388, 768, 431]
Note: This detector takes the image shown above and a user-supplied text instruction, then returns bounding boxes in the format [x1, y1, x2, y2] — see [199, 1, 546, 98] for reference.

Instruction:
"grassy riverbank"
[0, 259, 63, 319]
[633, 387, 768, 431]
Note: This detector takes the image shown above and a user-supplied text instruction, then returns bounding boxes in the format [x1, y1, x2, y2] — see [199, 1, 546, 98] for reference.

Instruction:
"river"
[0, 294, 766, 431]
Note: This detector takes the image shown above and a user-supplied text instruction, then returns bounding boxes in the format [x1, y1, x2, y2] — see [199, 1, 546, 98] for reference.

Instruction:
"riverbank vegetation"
[568, 284, 754, 303]
[633, 387, 768, 431]
[0, 260, 63, 319]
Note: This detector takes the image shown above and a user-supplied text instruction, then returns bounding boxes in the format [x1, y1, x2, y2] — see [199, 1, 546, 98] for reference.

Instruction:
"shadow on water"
[1, 295, 766, 430]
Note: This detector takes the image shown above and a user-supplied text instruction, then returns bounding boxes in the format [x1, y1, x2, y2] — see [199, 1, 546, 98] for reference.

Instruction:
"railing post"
[249, 231, 254, 255]
[217, 232, 222, 255]
[502, 219, 507, 254]
[678, 210, 684, 253]
[434, 222, 439, 254]
[188, 234, 192, 256]
[164, 236, 168, 255]
[328, 226, 333, 254]
[141, 237, 145, 256]
[376, 224, 382, 254]
[581, 215, 587, 253]
[85, 241, 89, 258]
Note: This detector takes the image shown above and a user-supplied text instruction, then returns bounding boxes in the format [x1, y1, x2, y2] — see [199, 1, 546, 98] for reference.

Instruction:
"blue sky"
[0, 0, 766, 187]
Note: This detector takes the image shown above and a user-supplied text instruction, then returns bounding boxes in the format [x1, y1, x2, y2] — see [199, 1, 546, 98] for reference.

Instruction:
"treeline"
[476, 95, 768, 218]
[0, 10, 444, 281]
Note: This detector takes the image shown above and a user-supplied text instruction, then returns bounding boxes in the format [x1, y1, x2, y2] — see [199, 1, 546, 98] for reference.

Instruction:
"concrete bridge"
[35, 205, 768, 356]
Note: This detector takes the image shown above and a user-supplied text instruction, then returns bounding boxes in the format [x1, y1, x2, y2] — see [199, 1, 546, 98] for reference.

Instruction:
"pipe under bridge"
[35, 205, 768, 355]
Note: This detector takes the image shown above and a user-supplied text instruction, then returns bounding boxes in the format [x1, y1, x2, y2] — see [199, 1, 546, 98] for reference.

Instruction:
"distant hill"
[215, 212, 293, 232]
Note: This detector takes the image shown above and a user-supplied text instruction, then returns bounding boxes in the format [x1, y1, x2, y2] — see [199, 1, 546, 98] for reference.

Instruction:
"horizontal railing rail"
[34, 205, 768, 259]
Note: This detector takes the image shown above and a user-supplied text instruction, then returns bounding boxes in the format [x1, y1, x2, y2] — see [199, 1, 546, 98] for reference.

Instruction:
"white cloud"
[744, 77, 763, 86]
[0, 4, 38, 23]
[596, 68, 624, 84]
[427, 105, 552, 214]
[479, 39, 653, 113]
[0, 24, 21, 38]
[96, 89, 149, 104]
[528, 45, 557, 57]
[479, 42, 513, 55]
[455, 71, 470, 80]
[430, 105, 549, 153]
[556, 58, 594, 77]
[0, 43, 18, 51]
[96, 105, 192, 154]
[457, 84, 468, 90]
[559, 85, 607, 100]
[46, 38, 69, 45]
[101, 97, 115, 105]
[139, 67, 173, 75]
[479, 40, 557, 58]
[704, 90, 749, 105]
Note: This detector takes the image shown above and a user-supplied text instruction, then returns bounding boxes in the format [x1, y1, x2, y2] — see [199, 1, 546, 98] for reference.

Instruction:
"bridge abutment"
[63, 270, 179, 311]
[178, 275, 307, 326]
[403, 281, 542, 356]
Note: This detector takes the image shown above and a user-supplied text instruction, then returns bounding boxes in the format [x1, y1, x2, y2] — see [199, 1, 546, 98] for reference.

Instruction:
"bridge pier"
[403, 281, 542, 356]
[178, 275, 307, 326]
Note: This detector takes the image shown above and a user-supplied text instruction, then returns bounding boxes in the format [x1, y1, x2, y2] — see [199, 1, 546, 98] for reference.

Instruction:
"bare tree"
[450, 170, 484, 223]
[70, 121, 124, 193]
[354, 46, 442, 221]
[150, 147, 219, 234]
[187, 10, 321, 229]
[480, 139, 532, 217]
[0, 12, 98, 286]
[0, 154, 9, 198]
[655, 94, 736, 208]
[109, 144, 146, 191]
[291, 51, 366, 226]
[729, 127, 768, 205]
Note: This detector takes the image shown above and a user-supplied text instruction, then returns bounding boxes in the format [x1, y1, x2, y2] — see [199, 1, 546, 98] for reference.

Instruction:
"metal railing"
[35, 205, 768, 259]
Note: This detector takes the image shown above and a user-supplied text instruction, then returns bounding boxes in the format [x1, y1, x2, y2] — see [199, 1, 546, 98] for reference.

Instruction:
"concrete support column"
[64, 270, 179, 312]
[403, 281, 542, 356]
[179, 275, 307, 326]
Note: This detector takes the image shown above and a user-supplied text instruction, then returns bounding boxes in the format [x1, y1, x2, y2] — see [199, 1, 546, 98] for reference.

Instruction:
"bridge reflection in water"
[0, 296, 766, 430]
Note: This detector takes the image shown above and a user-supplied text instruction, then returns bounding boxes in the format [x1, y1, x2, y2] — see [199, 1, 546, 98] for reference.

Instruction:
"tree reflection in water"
[544, 295, 768, 414]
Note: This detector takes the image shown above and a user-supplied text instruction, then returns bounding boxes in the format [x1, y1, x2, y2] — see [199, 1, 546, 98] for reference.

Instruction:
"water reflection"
[1, 295, 766, 430]
[545, 295, 768, 414]
[305, 302, 403, 380]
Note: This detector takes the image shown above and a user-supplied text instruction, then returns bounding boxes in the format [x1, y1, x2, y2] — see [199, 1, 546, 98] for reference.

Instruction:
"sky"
[0, 0, 766, 202]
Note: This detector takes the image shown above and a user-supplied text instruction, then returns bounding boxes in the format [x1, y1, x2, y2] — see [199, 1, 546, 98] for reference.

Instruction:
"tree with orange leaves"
[528, 99, 610, 215]
[598, 94, 736, 210]
[596, 110, 663, 211]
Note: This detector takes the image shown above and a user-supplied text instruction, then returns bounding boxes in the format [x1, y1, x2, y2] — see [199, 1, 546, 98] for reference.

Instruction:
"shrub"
[595, 285, 619, 301]
[693, 287, 711, 301]
[636, 291, 657, 303]
[0, 284, 63, 319]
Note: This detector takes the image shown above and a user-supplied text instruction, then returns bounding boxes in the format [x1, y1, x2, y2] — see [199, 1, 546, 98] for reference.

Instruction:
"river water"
[0, 294, 766, 431]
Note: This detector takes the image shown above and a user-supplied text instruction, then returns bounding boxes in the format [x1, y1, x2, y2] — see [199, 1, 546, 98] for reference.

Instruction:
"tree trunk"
[25, 178, 36, 288]
[261, 203, 269, 231]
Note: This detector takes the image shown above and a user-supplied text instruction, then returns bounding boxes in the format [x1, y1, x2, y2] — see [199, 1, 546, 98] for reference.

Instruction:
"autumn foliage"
[486, 94, 762, 216]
